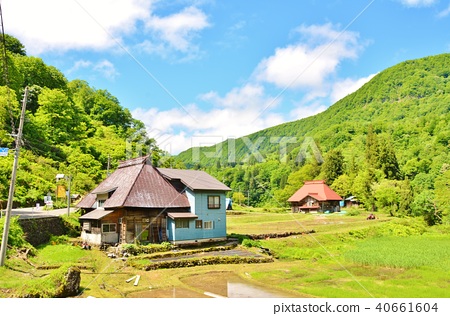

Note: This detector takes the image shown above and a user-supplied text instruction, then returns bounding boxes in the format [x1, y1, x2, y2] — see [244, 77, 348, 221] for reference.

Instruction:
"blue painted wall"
[166, 189, 227, 243]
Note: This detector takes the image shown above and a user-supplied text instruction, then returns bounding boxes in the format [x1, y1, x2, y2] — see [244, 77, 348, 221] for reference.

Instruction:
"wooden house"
[287, 180, 342, 213]
[344, 195, 360, 208]
[77, 156, 230, 246]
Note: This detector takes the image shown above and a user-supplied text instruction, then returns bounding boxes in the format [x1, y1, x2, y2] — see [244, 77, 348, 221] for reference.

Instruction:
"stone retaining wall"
[19, 217, 68, 246]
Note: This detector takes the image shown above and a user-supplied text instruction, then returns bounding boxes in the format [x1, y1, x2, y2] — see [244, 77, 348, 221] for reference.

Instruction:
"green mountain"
[177, 53, 450, 168]
[176, 53, 450, 223]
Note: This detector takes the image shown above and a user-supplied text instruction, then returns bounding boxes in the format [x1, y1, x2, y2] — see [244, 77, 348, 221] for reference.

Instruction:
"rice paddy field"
[1, 208, 449, 298]
[227, 208, 450, 298]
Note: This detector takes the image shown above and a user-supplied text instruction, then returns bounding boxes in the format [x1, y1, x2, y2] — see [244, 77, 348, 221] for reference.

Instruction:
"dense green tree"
[434, 167, 450, 223]
[365, 125, 378, 167]
[0, 86, 18, 145]
[411, 190, 441, 225]
[320, 149, 345, 185]
[91, 89, 133, 132]
[331, 174, 353, 198]
[32, 88, 87, 144]
[377, 136, 402, 180]
[2, 34, 26, 56]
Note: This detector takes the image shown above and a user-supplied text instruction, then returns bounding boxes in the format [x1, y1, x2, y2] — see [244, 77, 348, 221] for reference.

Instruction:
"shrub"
[346, 209, 362, 216]
[49, 235, 70, 245]
[242, 239, 261, 248]
[0, 216, 35, 251]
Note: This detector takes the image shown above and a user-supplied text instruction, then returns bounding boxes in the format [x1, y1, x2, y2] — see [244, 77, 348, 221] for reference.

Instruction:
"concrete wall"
[19, 217, 68, 247]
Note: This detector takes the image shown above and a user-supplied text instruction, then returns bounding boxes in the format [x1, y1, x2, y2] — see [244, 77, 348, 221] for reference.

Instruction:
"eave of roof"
[288, 180, 342, 202]
[79, 208, 114, 220]
[167, 212, 198, 219]
[157, 168, 231, 191]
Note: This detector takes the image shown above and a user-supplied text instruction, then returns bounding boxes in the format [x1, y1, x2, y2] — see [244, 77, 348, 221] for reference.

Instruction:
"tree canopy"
[0, 35, 171, 207]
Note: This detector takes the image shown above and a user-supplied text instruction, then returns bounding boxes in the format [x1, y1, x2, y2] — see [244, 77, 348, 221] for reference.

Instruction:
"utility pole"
[66, 175, 72, 216]
[0, 87, 28, 266]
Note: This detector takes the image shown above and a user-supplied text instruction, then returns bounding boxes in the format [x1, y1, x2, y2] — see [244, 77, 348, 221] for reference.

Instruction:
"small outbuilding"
[287, 180, 342, 213]
[344, 195, 360, 208]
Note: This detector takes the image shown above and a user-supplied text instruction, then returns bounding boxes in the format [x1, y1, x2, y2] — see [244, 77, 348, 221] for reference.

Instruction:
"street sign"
[57, 185, 66, 198]
[0, 148, 8, 157]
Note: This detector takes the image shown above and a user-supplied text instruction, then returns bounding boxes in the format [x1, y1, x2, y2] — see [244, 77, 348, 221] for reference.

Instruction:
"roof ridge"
[121, 162, 146, 205]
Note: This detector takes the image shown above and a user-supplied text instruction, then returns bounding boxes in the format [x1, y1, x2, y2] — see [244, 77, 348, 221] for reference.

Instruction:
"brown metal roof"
[157, 168, 231, 191]
[123, 163, 190, 208]
[77, 156, 190, 209]
[167, 212, 198, 219]
[77, 192, 96, 208]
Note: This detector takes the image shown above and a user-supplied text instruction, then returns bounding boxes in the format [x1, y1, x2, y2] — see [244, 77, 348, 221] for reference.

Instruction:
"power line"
[0, 86, 28, 267]
[0, 2, 16, 135]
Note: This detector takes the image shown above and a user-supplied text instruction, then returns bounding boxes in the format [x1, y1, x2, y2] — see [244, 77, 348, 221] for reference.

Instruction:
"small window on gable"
[98, 199, 106, 208]
[208, 195, 220, 209]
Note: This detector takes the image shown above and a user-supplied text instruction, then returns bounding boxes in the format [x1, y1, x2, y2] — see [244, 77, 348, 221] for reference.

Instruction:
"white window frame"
[204, 221, 214, 230]
[97, 199, 106, 208]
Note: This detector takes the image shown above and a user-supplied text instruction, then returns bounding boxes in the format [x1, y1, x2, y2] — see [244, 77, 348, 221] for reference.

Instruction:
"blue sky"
[3, 0, 450, 154]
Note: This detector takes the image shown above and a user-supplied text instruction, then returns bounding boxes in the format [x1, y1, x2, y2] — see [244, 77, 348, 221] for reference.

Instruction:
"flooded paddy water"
[127, 271, 298, 298]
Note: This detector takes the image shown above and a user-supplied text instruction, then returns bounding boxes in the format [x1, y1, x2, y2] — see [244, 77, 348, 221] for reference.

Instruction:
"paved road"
[0, 207, 79, 219]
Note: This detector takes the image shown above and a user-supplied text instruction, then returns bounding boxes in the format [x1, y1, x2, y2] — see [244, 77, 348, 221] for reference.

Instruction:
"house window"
[175, 219, 189, 229]
[195, 220, 203, 229]
[98, 199, 106, 208]
[204, 221, 213, 230]
[82, 222, 91, 232]
[208, 195, 220, 209]
[102, 223, 116, 233]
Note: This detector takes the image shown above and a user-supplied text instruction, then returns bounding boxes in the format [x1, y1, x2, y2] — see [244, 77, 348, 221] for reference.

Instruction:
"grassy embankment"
[0, 207, 449, 298]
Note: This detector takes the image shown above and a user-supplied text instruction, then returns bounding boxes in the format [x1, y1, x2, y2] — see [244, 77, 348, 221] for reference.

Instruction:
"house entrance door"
[135, 222, 150, 242]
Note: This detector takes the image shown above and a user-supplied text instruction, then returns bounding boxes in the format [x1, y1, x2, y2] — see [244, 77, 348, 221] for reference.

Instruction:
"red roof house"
[287, 180, 342, 213]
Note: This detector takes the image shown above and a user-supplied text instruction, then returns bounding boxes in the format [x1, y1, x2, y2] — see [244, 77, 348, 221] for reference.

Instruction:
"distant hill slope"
[176, 53, 450, 170]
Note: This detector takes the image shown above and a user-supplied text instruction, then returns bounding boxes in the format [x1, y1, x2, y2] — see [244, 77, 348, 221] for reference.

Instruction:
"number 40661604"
[376, 302, 438, 313]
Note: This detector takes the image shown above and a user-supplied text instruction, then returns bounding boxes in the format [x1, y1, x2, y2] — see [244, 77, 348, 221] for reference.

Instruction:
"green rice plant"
[345, 235, 450, 269]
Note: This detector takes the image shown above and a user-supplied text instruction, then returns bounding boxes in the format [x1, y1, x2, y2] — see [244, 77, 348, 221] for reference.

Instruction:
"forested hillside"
[176, 53, 450, 224]
[0, 35, 171, 207]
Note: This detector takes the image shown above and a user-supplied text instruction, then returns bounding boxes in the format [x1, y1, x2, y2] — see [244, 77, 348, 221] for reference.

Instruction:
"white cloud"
[2, 0, 151, 54]
[132, 83, 284, 154]
[437, 4, 450, 18]
[330, 73, 377, 103]
[93, 60, 119, 79]
[398, 0, 437, 7]
[254, 23, 362, 91]
[2, 0, 209, 58]
[145, 6, 210, 52]
[289, 102, 328, 121]
[67, 59, 119, 80]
